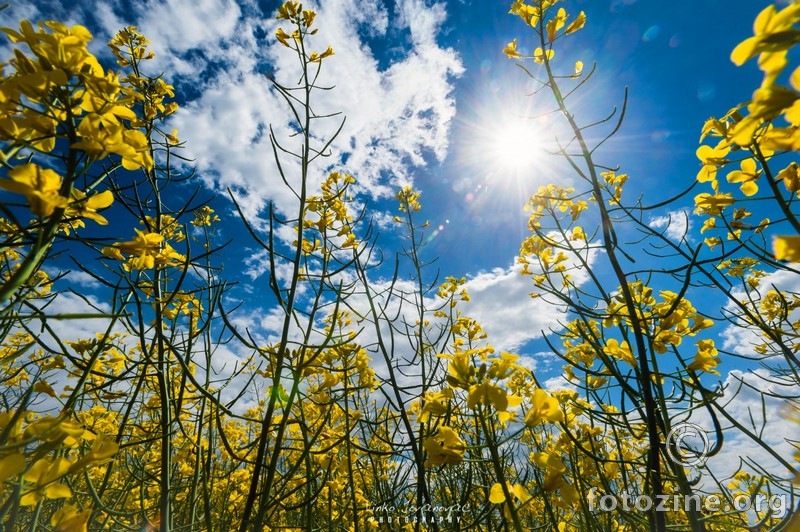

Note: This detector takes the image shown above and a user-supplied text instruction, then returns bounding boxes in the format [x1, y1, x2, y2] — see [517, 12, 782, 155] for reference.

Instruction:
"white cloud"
[678, 272, 798, 504]
[170, 70, 292, 220]
[2, 2, 43, 26]
[64, 270, 101, 288]
[92, 2, 126, 41]
[461, 264, 563, 352]
[137, 0, 241, 55]
[397, 0, 447, 47]
[687, 369, 799, 485]
[461, 235, 600, 353]
[160, 0, 463, 222]
[541, 374, 576, 392]
[4, 0, 463, 224]
[719, 267, 800, 356]
[32, 291, 115, 340]
[649, 209, 692, 242]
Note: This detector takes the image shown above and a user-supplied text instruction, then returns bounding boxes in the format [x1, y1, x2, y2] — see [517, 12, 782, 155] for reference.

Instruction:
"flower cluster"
[101, 228, 186, 270]
[274, 1, 334, 63]
[694, 2, 800, 259]
[296, 170, 358, 254]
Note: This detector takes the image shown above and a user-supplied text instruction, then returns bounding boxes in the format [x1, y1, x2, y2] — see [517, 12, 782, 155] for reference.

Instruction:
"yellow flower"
[587, 375, 607, 389]
[191, 206, 220, 227]
[0, 454, 25, 484]
[687, 339, 720, 375]
[694, 192, 735, 216]
[424, 426, 466, 466]
[487, 351, 525, 379]
[302, 9, 316, 28]
[2, 20, 100, 76]
[419, 388, 452, 423]
[603, 338, 637, 368]
[571, 60, 584, 78]
[533, 46, 555, 64]
[503, 39, 521, 59]
[774, 235, 800, 262]
[72, 433, 118, 469]
[778, 162, 800, 193]
[731, 3, 800, 67]
[72, 116, 153, 170]
[102, 229, 161, 269]
[21, 456, 73, 506]
[101, 229, 186, 270]
[524, 388, 563, 427]
[700, 217, 716, 234]
[51, 505, 91, 532]
[726, 158, 759, 196]
[66, 189, 114, 225]
[546, 8, 567, 42]
[440, 351, 473, 389]
[489, 482, 530, 504]
[277, 1, 300, 20]
[396, 185, 422, 212]
[165, 128, 180, 144]
[510, 1, 541, 27]
[467, 380, 521, 412]
[275, 27, 291, 47]
[530, 452, 568, 490]
[565, 11, 586, 34]
[0, 163, 69, 217]
[570, 226, 586, 240]
[696, 143, 730, 183]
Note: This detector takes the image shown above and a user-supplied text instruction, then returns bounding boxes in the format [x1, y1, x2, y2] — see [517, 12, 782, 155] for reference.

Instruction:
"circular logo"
[666, 422, 710, 467]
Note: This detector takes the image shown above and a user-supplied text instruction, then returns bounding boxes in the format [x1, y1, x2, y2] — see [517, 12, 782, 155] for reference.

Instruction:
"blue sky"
[11, 0, 766, 276]
[7, 0, 798, 479]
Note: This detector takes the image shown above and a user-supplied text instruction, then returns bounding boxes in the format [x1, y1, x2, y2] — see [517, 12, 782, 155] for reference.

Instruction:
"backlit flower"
[424, 426, 466, 466]
[0, 163, 69, 217]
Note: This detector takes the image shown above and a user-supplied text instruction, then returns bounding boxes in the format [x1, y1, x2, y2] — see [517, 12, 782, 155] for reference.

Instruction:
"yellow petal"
[33, 380, 56, 397]
[43, 482, 72, 499]
[489, 483, 507, 504]
[779, 163, 800, 192]
[774, 235, 800, 261]
[512, 483, 531, 503]
[87, 189, 114, 209]
[740, 180, 758, 196]
[0, 454, 25, 484]
[565, 11, 586, 34]
[731, 36, 759, 66]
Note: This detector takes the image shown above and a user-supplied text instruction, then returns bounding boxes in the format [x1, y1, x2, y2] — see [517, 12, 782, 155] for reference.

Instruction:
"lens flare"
[485, 114, 547, 178]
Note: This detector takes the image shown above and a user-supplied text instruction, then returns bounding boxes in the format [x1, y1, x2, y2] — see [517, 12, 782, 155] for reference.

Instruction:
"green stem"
[536, 14, 665, 531]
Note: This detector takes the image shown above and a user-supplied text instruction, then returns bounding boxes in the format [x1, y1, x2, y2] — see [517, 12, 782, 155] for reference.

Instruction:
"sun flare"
[483, 113, 549, 179]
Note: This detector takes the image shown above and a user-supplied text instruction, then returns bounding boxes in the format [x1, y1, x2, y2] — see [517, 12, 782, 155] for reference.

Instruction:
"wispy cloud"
[649, 209, 692, 242]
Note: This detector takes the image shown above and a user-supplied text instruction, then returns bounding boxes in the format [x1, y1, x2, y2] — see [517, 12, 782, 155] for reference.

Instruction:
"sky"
[5, 0, 799, 486]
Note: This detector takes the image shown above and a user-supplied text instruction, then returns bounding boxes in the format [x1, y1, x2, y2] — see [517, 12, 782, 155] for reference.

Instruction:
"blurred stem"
[478, 409, 522, 532]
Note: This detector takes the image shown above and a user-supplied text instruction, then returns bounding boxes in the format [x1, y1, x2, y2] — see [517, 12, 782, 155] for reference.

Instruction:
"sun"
[455, 91, 562, 196]
[485, 113, 549, 178]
